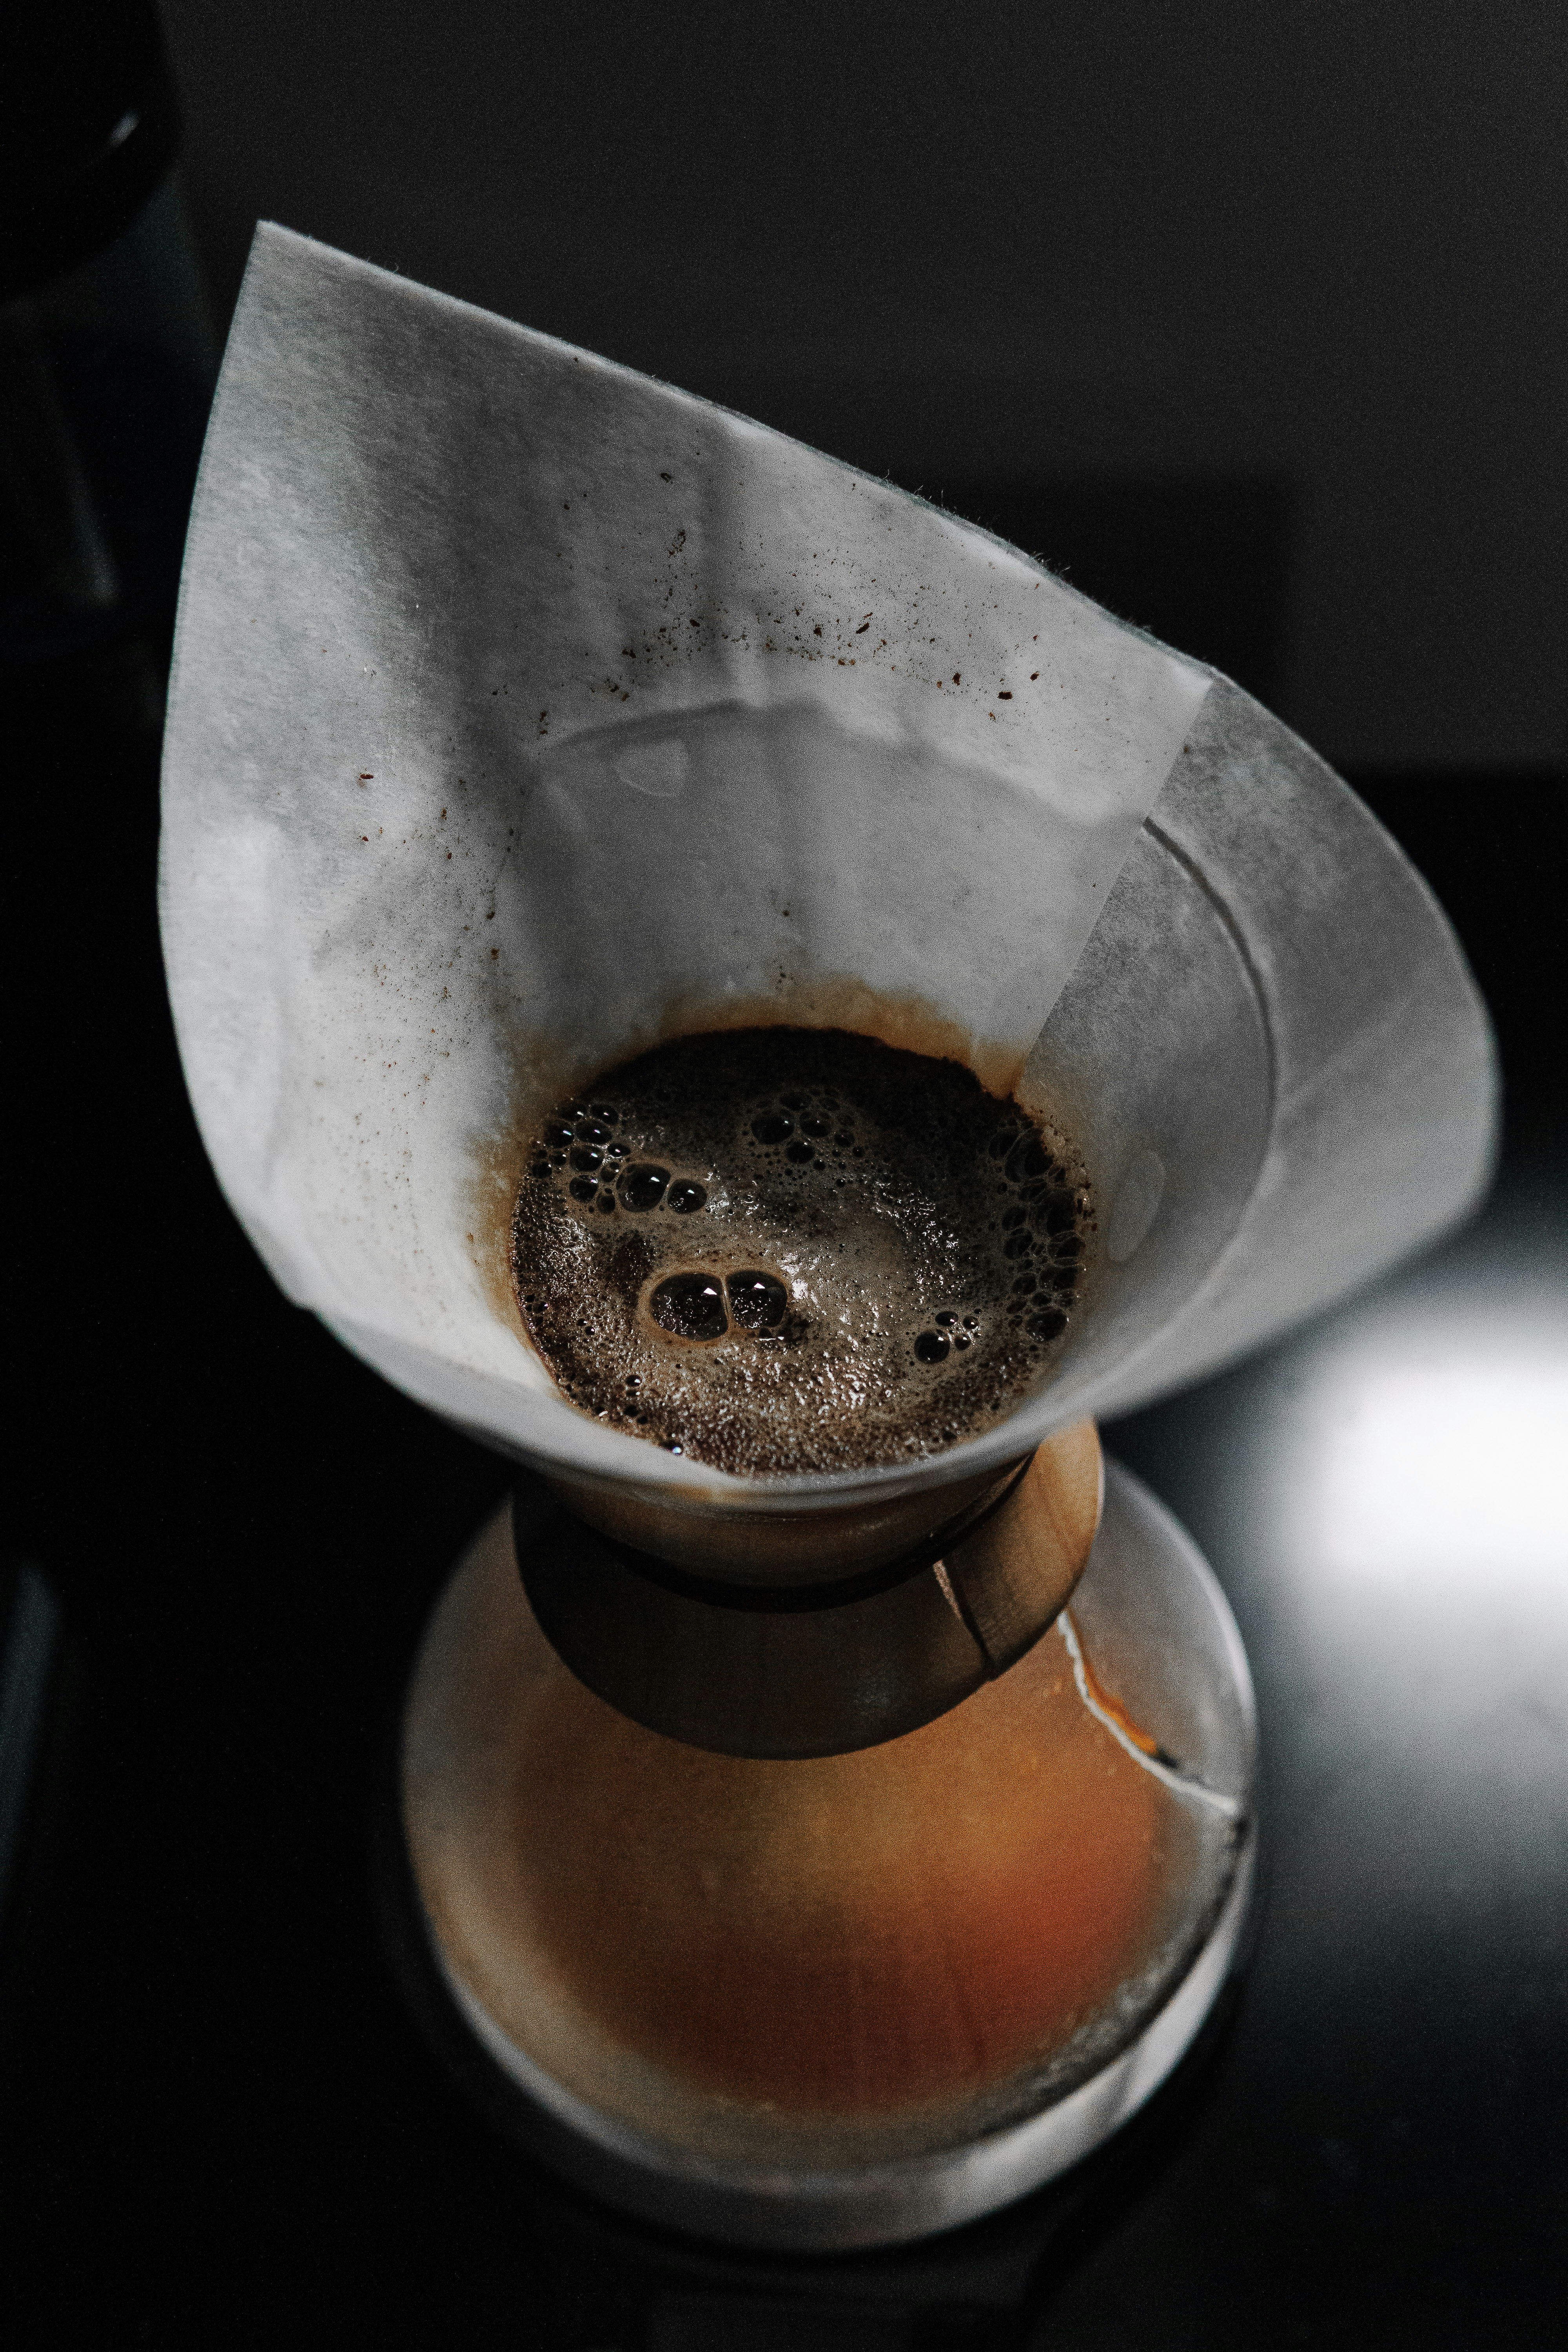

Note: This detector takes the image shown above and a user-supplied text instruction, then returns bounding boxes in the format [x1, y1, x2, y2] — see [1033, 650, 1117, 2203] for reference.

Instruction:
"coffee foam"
[511, 1029, 1094, 1477]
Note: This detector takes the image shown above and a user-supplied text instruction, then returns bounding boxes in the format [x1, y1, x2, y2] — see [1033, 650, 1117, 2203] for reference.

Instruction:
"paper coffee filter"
[159, 225, 1495, 1508]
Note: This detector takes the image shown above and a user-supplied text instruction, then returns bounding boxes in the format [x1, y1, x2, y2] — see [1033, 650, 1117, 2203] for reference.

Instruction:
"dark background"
[4, 5, 1565, 2344]
[159, 0, 1568, 771]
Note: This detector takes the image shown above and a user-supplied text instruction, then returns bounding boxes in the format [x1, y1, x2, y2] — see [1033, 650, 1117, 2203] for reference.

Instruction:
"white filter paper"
[160, 225, 1496, 1512]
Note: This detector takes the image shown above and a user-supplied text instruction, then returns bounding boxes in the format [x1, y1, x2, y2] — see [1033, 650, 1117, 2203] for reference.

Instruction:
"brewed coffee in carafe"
[408, 1501, 1238, 2175]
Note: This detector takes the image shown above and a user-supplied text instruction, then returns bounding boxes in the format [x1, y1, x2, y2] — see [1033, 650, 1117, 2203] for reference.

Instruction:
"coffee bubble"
[651, 1272, 729, 1342]
[619, 1165, 669, 1211]
[727, 1271, 788, 1332]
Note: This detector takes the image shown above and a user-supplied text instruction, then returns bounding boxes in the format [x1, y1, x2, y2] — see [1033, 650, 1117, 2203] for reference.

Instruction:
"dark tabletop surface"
[3, 646, 1563, 2347]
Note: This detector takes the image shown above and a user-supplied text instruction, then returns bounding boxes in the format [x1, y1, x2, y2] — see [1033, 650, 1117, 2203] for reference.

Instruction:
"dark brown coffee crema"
[510, 1029, 1093, 1475]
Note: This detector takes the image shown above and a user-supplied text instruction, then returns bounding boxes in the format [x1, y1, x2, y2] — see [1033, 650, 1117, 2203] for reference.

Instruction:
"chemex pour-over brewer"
[160, 227, 1495, 2250]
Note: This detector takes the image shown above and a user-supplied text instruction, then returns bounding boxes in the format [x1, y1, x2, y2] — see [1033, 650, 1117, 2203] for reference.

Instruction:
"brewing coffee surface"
[511, 1029, 1092, 1474]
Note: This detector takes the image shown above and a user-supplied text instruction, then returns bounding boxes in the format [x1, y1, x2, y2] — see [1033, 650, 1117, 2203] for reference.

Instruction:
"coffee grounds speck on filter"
[512, 1029, 1091, 1476]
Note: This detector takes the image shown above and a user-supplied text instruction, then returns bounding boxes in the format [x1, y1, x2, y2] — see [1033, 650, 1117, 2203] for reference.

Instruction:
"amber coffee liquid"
[407, 1513, 1214, 2159]
[512, 1027, 1092, 1474]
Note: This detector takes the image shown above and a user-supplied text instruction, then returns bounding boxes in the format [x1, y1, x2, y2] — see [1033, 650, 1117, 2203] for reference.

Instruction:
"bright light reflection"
[1313, 1343, 1568, 1586]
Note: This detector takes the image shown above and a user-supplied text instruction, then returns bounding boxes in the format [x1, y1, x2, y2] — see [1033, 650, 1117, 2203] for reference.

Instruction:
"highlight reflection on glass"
[1312, 1341, 1568, 1587]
